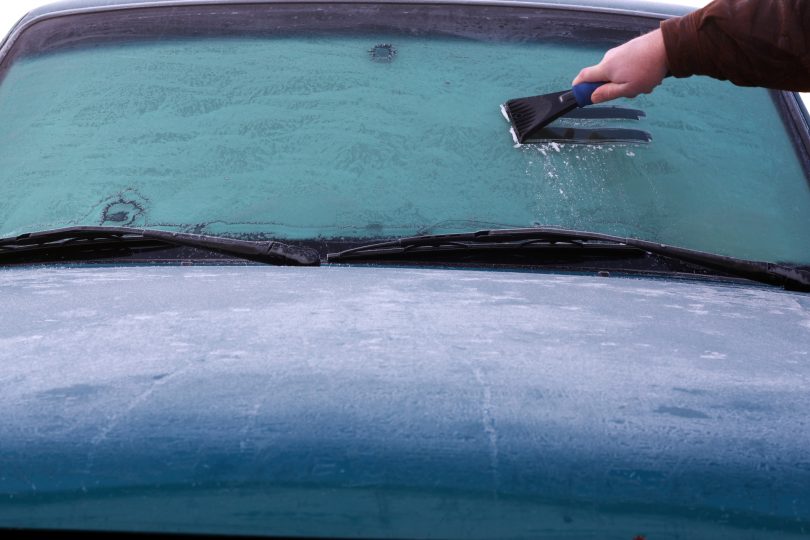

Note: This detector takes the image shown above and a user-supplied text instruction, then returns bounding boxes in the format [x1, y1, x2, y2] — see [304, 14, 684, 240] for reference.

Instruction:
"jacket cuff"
[660, 12, 702, 78]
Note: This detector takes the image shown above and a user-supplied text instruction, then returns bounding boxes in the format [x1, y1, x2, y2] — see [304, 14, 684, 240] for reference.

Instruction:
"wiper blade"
[327, 227, 810, 292]
[0, 226, 320, 266]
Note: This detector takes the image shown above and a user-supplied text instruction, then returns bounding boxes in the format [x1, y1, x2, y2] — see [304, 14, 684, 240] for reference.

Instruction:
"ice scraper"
[501, 82, 605, 144]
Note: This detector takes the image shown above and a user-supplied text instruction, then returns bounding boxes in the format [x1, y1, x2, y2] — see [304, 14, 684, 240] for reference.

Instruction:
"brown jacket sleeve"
[660, 0, 810, 91]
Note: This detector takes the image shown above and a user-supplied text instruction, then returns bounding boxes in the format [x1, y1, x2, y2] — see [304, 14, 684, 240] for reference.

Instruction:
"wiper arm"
[327, 227, 810, 292]
[0, 226, 320, 266]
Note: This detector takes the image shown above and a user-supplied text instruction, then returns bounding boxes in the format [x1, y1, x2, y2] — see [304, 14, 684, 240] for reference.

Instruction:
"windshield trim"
[774, 90, 810, 181]
[0, 0, 692, 64]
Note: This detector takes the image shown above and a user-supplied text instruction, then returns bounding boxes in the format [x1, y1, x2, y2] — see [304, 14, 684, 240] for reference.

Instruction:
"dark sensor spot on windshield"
[104, 211, 129, 222]
[102, 201, 143, 225]
[369, 43, 396, 62]
[96, 188, 149, 227]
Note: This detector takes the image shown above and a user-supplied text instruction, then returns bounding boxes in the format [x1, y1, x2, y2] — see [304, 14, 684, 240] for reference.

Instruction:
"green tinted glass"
[0, 24, 808, 263]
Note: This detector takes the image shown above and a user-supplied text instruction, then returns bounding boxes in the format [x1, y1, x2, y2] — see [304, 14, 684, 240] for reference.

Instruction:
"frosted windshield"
[0, 9, 808, 264]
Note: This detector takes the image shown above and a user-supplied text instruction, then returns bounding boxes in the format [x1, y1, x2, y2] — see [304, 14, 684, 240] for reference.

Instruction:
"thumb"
[572, 64, 609, 86]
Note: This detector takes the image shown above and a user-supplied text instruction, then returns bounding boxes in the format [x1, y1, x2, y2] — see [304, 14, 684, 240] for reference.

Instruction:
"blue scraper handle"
[572, 82, 606, 107]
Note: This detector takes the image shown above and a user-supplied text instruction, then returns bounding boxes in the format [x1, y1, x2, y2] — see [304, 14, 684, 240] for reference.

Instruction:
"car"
[0, 0, 808, 538]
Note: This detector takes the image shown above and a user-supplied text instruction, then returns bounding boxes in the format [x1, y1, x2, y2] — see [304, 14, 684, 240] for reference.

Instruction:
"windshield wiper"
[0, 226, 320, 266]
[327, 227, 810, 292]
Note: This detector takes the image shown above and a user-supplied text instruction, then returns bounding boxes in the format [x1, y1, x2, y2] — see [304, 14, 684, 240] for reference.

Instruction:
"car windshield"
[1, 2, 809, 265]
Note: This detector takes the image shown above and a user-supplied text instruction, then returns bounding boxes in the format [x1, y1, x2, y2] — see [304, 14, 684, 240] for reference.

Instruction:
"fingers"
[589, 83, 626, 104]
[572, 64, 608, 86]
[573, 65, 624, 104]
[571, 29, 667, 104]
[572, 63, 626, 104]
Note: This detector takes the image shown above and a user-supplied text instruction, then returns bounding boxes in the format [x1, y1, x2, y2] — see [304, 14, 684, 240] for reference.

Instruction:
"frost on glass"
[0, 36, 808, 263]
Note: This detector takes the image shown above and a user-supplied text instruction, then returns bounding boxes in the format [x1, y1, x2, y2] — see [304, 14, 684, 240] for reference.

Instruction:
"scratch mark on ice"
[473, 367, 500, 497]
[239, 401, 263, 452]
[85, 363, 194, 472]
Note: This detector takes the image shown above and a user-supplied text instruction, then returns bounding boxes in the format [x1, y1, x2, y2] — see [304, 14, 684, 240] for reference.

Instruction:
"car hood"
[1, 265, 809, 536]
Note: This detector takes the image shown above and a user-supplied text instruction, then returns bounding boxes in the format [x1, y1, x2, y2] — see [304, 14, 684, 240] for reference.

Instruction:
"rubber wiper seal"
[0, 226, 320, 267]
[327, 227, 810, 291]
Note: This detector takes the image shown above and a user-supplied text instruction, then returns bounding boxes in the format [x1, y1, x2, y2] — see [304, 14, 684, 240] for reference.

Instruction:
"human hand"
[572, 28, 669, 104]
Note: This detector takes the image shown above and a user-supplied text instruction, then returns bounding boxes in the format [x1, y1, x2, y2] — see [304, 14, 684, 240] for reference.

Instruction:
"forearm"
[661, 0, 810, 91]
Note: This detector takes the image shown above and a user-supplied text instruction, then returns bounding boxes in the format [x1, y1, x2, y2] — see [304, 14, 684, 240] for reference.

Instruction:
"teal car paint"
[2, 266, 809, 537]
